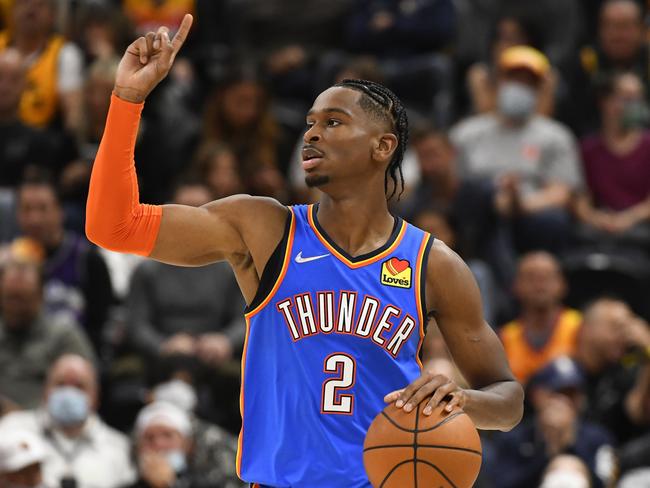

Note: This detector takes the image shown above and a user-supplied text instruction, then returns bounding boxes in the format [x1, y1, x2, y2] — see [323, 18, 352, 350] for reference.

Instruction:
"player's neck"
[317, 192, 394, 258]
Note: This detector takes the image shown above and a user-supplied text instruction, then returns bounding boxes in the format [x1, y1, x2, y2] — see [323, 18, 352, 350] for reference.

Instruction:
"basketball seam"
[379, 459, 413, 488]
[417, 459, 460, 488]
[363, 444, 482, 456]
[413, 406, 419, 488]
[380, 410, 465, 433]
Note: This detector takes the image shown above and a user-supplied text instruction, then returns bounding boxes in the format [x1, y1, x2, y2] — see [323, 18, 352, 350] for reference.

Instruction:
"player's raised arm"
[85, 15, 287, 275]
[386, 240, 524, 431]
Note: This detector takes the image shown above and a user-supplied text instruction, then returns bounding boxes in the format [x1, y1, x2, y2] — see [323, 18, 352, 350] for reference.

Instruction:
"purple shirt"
[580, 132, 650, 210]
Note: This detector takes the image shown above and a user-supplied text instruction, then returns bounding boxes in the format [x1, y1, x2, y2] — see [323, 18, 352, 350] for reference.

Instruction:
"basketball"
[363, 403, 482, 488]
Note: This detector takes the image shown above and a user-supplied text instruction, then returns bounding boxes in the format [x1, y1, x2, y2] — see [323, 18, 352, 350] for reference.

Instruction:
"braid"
[334, 79, 409, 200]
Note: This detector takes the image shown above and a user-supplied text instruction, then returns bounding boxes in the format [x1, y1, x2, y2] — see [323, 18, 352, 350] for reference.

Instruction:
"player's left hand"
[384, 371, 467, 416]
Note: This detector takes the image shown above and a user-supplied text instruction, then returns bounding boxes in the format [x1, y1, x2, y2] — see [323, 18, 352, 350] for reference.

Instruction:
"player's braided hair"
[334, 79, 409, 200]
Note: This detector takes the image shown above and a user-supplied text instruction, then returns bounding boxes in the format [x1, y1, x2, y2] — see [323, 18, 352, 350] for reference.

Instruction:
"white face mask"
[152, 380, 197, 413]
[164, 449, 187, 473]
[497, 81, 538, 121]
[540, 471, 590, 488]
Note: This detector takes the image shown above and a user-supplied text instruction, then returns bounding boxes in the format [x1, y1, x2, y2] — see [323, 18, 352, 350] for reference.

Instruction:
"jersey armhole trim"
[244, 208, 295, 317]
[415, 233, 434, 369]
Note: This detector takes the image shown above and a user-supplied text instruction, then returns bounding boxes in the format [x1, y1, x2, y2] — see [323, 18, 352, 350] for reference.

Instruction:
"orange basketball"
[363, 403, 482, 488]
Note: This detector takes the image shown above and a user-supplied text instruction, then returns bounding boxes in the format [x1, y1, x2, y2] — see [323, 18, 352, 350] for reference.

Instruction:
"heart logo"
[386, 257, 409, 275]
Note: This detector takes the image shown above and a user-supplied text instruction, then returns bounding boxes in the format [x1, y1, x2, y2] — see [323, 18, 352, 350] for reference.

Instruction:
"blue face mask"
[47, 386, 89, 427]
[165, 449, 187, 473]
[497, 81, 538, 121]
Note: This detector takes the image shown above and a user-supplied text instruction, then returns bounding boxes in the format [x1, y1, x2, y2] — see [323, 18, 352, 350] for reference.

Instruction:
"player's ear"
[373, 133, 398, 163]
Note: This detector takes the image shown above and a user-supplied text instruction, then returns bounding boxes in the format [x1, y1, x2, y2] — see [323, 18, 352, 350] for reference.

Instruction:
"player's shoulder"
[203, 194, 289, 226]
[424, 238, 474, 283]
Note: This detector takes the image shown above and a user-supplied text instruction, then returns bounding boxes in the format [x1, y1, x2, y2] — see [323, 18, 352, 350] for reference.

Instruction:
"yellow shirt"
[0, 32, 64, 128]
[500, 308, 582, 384]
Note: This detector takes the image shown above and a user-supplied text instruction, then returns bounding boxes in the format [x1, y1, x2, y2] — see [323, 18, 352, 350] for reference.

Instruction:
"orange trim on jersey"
[307, 204, 407, 269]
[236, 316, 252, 478]
[244, 208, 296, 319]
[414, 233, 431, 370]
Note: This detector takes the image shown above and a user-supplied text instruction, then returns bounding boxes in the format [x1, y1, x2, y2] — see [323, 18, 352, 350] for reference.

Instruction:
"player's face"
[302, 87, 384, 189]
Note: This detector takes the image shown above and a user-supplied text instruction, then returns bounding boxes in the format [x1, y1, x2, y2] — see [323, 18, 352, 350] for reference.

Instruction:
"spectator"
[576, 72, 650, 245]
[0, 48, 62, 189]
[122, 0, 195, 37]
[200, 73, 287, 200]
[574, 297, 650, 443]
[0, 0, 83, 132]
[127, 401, 243, 488]
[451, 46, 582, 271]
[15, 175, 114, 354]
[539, 455, 591, 488]
[0, 430, 47, 488]
[192, 143, 245, 200]
[466, 13, 558, 116]
[345, 0, 455, 122]
[0, 258, 94, 409]
[0, 354, 135, 488]
[567, 0, 650, 133]
[500, 252, 582, 384]
[123, 181, 245, 428]
[72, 2, 132, 65]
[485, 356, 616, 488]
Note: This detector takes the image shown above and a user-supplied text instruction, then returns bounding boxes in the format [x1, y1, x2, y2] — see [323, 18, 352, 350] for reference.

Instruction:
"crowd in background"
[0, 0, 650, 487]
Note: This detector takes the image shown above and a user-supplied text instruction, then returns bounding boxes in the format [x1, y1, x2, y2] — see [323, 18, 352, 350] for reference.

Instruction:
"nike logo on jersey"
[295, 251, 330, 264]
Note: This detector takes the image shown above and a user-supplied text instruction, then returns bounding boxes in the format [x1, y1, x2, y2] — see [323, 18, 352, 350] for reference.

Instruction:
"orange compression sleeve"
[85, 93, 162, 256]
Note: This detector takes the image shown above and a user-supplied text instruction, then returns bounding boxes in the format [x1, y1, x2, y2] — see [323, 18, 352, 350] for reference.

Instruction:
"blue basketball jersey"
[238, 204, 433, 487]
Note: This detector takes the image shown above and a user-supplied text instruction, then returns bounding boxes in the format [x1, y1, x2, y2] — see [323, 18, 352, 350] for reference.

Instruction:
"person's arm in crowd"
[83, 249, 115, 355]
[53, 316, 97, 366]
[125, 263, 167, 358]
[518, 181, 572, 214]
[624, 316, 650, 425]
[575, 192, 650, 233]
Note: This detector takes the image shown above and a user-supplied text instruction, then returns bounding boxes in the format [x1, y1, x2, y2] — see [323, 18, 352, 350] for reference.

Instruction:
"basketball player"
[86, 15, 524, 487]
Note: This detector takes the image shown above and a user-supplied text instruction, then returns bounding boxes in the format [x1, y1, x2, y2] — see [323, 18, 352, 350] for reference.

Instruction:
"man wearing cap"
[127, 401, 243, 488]
[450, 45, 582, 282]
[0, 430, 48, 488]
[484, 356, 615, 488]
[0, 354, 135, 488]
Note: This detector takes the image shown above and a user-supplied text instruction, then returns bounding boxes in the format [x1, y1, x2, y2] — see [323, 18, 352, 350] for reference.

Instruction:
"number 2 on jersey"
[321, 353, 356, 414]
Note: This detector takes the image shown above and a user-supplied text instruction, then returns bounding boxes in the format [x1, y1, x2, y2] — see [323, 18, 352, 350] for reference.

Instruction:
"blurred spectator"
[0, 258, 95, 409]
[72, 2, 132, 65]
[412, 207, 503, 327]
[574, 297, 650, 443]
[466, 14, 558, 116]
[0, 0, 83, 132]
[451, 46, 582, 276]
[0, 430, 47, 488]
[567, 0, 650, 134]
[539, 454, 591, 488]
[576, 72, 650, 246]
[122, 182, 245, 429]
[125, 181, 245, 361]
[0, 354, 135, 488]
[500, 252, 582, 384]
[15, 176, 114, 355]
[0, 48, 61, 189]
[618, 468, 650, 488]
[127, 401, 243, 488]
[486, 356, 615, 488]
[345, 0, 455, 122]
[192, 143, 245, 200]
[618, 430, 650, 481]
[200, 73, 288, 200]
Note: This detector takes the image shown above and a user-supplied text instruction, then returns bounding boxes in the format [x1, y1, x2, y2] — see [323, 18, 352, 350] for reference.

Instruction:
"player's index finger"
[171, 14, 193, 53]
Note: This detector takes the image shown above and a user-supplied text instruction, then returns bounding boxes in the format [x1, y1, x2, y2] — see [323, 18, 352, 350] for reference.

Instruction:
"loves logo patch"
[381, 257, 412, 288]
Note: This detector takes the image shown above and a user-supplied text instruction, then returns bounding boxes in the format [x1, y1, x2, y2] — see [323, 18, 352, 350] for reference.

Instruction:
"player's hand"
[384, 371, 467, 416]
[114, 13, 193, 103]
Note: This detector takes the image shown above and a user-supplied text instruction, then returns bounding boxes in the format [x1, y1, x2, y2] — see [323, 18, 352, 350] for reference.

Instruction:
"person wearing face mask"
[0, 430, 49, 488]
[127, 401, 244, 488]
[0, 354, 135, 488]
[576, 72, 650, 247]
[450, 45, 582, 287]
